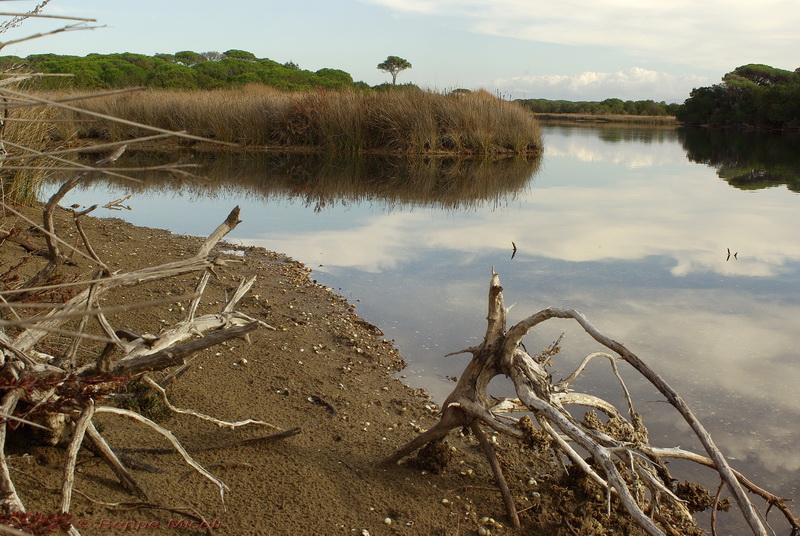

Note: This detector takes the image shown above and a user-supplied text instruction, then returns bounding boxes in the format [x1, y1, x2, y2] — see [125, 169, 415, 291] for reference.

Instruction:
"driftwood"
[386, 270, 798, 536]
[0, 200, 283, 534]
[0, 13, 279, 532]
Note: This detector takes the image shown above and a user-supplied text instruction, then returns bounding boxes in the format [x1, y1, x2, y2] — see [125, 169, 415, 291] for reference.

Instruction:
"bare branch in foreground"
[0, 202, 286, 527]
[94, 407, 229, 505]
[141, 376, 282, 431]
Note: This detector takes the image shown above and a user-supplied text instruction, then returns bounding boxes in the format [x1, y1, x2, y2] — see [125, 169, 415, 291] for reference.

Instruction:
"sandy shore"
[0, 204, 517, 535]
[2, 203, 660, 536]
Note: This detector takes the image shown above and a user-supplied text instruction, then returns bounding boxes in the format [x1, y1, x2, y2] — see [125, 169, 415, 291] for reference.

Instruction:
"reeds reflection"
[66, 151, 542, 211]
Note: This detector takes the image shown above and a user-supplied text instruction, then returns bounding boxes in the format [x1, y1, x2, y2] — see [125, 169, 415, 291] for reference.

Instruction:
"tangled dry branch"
[385, 271, 799, 536]
[0, 200, 283, 535]
[0, 10, 285, 535]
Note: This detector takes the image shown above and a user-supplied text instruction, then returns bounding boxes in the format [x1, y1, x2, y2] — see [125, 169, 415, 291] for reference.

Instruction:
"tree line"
[515, 98, 680, 116]
[677, 64, 800, 129]
[3, 50, 799, 129]
[0, 49, 364, 91]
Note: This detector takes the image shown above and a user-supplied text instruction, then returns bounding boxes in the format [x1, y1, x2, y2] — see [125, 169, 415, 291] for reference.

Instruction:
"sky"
[1, 0, 798, 103]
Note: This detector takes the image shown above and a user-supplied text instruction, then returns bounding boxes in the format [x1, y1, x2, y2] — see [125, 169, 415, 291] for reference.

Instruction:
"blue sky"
[2, 0, 798, 102]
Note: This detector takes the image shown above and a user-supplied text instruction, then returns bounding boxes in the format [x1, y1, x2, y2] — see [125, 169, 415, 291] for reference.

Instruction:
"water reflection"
[542, 125, 685, 168]
[547, 123, 681, 144]
[82, 151, 541, 210]
[49, 125, 800, 526]
[680, 127, 800, 192]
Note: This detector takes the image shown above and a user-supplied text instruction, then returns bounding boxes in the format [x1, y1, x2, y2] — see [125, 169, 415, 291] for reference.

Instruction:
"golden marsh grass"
[1, 102, 68, 204]
[68, 86, 543, 155]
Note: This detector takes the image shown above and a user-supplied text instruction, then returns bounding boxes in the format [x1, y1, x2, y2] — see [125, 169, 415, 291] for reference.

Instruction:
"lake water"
[50, 124, 800, 532]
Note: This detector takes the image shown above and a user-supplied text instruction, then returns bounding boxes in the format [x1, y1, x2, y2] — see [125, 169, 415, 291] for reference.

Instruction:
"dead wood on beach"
[385, 270, 799, 536]
[0, 15, 286, 530]
[0, 199, 282, 529]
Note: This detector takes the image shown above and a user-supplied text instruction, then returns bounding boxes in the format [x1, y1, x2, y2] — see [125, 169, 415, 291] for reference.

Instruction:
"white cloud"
[495, 67, 711, 102]
[362, 0, 800, 72]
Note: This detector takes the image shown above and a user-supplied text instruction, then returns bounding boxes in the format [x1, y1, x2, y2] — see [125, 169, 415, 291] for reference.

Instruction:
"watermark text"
[73, 517, 222, 531]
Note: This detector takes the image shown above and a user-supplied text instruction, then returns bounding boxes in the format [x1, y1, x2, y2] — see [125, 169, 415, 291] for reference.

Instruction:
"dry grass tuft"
[1, 100, 70, 205]
[66, 86, 543, 155]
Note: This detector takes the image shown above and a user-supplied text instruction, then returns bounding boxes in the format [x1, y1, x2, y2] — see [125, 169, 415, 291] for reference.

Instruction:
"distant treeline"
[0, 49, 367, 91]
[4, 51, 800, 130]
[515, 98, 681, 117]
[677, 64, 800, 129]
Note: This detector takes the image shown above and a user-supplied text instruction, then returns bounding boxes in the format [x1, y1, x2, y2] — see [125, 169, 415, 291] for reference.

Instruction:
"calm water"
[51, 124, 800, 532]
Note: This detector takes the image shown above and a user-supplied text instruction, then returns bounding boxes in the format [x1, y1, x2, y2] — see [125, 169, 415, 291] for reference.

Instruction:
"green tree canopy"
[154, 53, 177, 63]
[677, 64, 800, 129]
[724, 64, 795, 86]
[515, 98, 678, 117]
[150, 63, 198, 89]
[2, 50, 374, 93]
[174, 51, 205, 66]
[377, 55, 412, 85]
[314, 68, 353, 89]
[223, 49, 257, 61]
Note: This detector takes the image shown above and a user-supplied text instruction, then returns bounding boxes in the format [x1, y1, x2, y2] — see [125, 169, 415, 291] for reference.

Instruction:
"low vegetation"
[527, 112, 677, 125]
[65, 86, 543, 154]
[0, 96, 66, 204]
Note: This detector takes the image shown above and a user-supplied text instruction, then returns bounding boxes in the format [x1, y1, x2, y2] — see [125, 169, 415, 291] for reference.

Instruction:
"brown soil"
[0, 203, 661, 536]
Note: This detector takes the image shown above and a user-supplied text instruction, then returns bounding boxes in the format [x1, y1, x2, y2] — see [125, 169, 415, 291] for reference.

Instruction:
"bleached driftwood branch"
[0, 204, 282, 530]
[386, 271, 797, 536]
[0, 18, 277, 532]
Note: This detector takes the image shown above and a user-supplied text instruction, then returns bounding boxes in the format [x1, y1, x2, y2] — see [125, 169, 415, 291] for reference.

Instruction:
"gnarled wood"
[386, 271, 794, 536]
[0, 43, 272, 530]
[0, 203, 281, 521]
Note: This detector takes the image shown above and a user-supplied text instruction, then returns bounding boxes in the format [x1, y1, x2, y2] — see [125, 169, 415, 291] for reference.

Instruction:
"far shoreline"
[533, 112, 679, 125]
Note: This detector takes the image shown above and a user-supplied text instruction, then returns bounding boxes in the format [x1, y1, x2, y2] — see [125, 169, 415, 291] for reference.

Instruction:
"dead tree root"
[384, 270, 798, 536]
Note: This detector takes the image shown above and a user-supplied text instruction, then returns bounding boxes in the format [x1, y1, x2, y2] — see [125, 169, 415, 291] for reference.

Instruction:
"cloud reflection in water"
[240, 125, 800, 501]
[51, 124, 800, 507]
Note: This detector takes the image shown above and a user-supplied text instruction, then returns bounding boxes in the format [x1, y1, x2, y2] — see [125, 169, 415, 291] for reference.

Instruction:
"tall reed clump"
[1, 100, 67, 205]
[69, 86, 543, 155]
